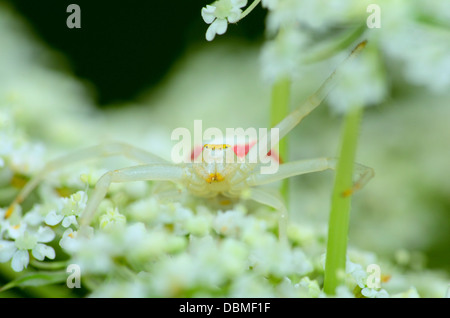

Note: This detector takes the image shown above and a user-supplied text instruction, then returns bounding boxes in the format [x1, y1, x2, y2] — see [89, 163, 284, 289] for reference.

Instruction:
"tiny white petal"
[7, 223, 26, 240]
[206, 24, 217, 41]
[32, 243, 56, 261]
[204, 4, 217, 14]
[59, 228, 79, 251]
[23, 208, 43, 226]
[31, 245, 44, 261]
[62, 215, 78, 228]
[227, 8, 242, 23]
[45, 210, 64, 226]
[232, 0, 248, 9]
[0, 240, 16, 262]
[214, 18, 228, 35]
[201, 5, 217, 24]
[36, 226, 55, 243]
[11, 250, 29, 272]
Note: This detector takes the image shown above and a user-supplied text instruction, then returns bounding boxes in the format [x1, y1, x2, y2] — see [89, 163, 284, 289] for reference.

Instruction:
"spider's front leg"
[247, 157, 374, 197]
[248, 41, 368, 161]
[79, 164, 184, 227]
[241, 157, 373, 243]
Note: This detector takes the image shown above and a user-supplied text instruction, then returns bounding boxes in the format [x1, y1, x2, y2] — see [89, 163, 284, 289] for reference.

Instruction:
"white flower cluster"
[378, 0, 450, 93]
[0, 108, 45, 175]
[0, 209, 55, 272]
[0, 189, 90, 272]
[53, 196, 435, 298]
[59, 197, 321, 297]
[345, 257, 389, 298]
[200, 0, 450, 112]
[259, 0, 357, 85]
[45, 191, 87, 228]
[201, 0, 248, 41]
[0, 109, 50, 272]
[0, 108, 95, 274]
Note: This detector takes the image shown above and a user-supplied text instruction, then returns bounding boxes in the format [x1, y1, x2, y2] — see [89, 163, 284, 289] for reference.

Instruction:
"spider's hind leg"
[5, 141, 168, 218]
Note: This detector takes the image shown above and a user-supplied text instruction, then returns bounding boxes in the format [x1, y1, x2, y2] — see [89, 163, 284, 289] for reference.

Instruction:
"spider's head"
[200, 144, 236, 183]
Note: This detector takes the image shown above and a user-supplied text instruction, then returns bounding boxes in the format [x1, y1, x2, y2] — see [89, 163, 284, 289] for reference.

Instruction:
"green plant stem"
[30, 259, 70, 270]
[239, 0, 261, 21]
[270, 76, 291, 202]
[323, 105, 363, 295]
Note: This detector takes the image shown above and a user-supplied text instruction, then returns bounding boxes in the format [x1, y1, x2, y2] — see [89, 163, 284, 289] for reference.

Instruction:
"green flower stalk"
[240, 0, 261, 20]
[270, 76, 291, 202]
[323, 104, 363, 295]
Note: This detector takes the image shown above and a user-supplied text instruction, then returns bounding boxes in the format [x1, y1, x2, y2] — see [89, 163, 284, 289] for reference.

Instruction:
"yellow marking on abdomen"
[205, 173, 225, 183]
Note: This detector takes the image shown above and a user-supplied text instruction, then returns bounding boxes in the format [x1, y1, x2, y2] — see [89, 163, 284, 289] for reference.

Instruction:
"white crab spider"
[6, 41, 373, 241]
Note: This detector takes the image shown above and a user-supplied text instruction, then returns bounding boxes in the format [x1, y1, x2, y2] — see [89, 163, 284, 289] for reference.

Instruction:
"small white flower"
[11, 249, 29, 272]
[60, 225, 94, 252]
[59, 228, 77, 251]
[201, 0, 248, 41]
[0, 226, 55, 272]
[44, 191, 87, 228]
[346, 257, 368, 288]
[5, 222, 26, 240]
[99, 207, 126, 231]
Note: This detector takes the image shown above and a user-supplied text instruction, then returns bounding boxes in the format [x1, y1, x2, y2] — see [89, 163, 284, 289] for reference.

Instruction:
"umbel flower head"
[201, 0, 248, 41]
